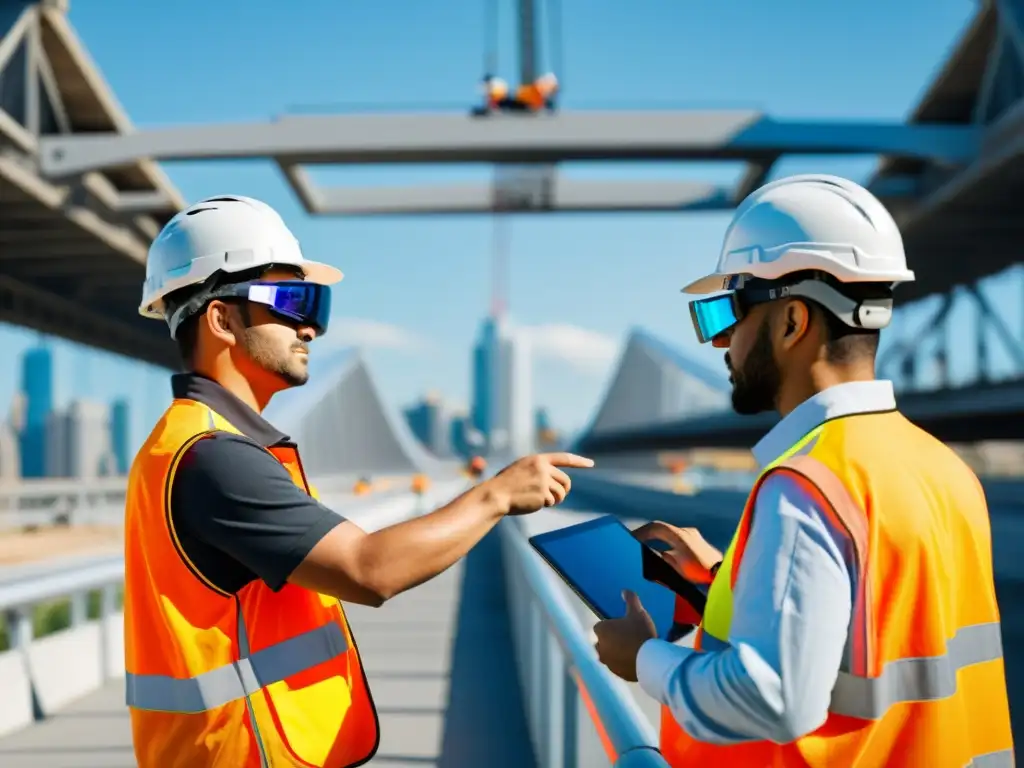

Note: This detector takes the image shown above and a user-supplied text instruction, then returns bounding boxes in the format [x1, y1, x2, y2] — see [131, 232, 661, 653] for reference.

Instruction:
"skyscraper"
[403, 392, 449, 456]
[110, 399, 131, 474]
[20, 345, 53, 478]
[497, 324, 534, 458]
[470, 316, 500, 443]
[46, 400, 117, 479]
[448, 412, 472, 459]
[469, 315, 534, 459]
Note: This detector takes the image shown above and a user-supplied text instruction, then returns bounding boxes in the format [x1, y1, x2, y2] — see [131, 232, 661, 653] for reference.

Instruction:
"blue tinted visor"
[688, 292, 742, 343]
[244, 281, 332, 334]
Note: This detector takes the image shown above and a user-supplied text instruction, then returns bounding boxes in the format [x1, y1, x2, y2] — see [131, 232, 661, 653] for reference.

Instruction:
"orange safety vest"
[515, 82, 546, 110]
[123, 398, 379, 768]
[660, 410, 1014, 767]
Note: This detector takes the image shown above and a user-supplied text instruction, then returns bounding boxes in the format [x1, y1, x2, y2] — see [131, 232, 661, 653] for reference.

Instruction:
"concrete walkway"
[0, 529, 536, 767]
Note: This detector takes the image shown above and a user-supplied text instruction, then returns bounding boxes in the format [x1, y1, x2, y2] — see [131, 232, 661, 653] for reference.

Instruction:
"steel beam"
[0, 273, 176, 369]
[37, 111, 982, 179]
[300, 179, 734, 215]
[576, 377, 1024, 453]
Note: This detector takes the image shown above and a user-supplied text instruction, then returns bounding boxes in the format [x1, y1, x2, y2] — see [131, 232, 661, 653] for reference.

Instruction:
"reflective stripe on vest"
[126, 621, 350, 713]
[970, 750, 1016, 767]
[829, 621, 1004, 721]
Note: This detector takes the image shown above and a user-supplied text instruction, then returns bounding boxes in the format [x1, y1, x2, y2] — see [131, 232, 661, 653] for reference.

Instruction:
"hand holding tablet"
[528, 515, 709, 642]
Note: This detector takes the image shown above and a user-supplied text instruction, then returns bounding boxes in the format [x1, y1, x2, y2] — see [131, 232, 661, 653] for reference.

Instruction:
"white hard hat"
[139, 195, 342, 322]
[683, 174, 915, 295]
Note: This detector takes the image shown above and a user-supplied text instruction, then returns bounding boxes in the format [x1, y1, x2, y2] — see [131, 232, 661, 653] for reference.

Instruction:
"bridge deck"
[0, 529, 536, 767]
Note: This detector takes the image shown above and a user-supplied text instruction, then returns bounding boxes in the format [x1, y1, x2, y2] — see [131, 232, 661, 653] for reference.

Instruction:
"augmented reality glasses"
[226, 280, 332, 334]
[688, 283, 782, 344]
[688, 276, 894, 344]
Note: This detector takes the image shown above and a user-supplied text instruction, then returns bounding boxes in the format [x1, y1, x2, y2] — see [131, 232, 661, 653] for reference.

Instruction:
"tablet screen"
[529, 515, 693, 641]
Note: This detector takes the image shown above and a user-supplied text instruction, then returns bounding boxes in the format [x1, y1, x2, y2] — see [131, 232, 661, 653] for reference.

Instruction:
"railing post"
[4, 607, 32, 651]
[528, 599, 543, 758]
[542, 633, 563, 767]
[70, 591, 88, 626]
[98, 583, 117, 680]
[562, 663, 578, 768]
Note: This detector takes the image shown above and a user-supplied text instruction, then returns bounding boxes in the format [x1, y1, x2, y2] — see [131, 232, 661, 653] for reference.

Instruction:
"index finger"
[542, 452, 595, 468]
[632, 521, 684, 548]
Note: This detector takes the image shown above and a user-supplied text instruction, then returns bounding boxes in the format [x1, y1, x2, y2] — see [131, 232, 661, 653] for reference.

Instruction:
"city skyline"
[0, 1, 1016, 461]
[4, 345, 130, 481]
[406, 309, 545, 459]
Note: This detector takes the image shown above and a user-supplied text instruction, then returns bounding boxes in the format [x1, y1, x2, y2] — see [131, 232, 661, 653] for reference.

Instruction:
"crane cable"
[545, 0, 564, 88]
[483, 0, 499, 77]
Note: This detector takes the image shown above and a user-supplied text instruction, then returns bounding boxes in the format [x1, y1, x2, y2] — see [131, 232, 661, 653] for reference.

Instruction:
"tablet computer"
[528, 515, 707, 642]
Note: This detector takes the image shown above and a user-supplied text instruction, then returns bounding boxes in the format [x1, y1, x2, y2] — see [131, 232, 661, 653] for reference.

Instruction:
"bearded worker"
[123, 194, 593, 767]
[593, 175, 1013, 767]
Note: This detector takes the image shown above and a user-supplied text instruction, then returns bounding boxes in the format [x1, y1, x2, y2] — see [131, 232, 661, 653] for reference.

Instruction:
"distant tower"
[20, 345, 54, 478]
[110, 399, 131, 474]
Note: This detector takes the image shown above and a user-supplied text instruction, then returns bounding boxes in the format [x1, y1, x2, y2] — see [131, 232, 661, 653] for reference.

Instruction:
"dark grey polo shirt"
[169, 373, 344, 594]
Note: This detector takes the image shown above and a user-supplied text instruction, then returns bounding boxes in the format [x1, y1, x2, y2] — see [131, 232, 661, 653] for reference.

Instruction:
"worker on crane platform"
[591, 175, 1013, 766]
[122, 194, 594, 768]
[476, 72, 559, 114]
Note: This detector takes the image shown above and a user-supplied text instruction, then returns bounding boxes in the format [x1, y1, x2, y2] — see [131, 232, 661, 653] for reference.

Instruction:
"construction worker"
[592, 175, 1013, 766]
[482, 73, 509, 110]
[124, 194, 594, 768]
[511, 72, 558, 112]
[475, 72, 558, 114]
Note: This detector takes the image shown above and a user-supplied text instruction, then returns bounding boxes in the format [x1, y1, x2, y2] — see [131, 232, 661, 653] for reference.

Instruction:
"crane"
[473, 0, 563, 116]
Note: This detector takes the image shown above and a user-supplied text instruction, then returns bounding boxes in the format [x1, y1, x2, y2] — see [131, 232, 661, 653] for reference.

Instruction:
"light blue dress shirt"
[635, 380, 897, 745]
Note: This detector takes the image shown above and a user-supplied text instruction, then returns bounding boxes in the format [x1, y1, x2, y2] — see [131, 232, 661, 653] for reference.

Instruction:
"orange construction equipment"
[513, 72, 558, 111]
[467, 455, 487, 479]
[352, 477, 371, 496]
[475, 73, 559, 115]
[123, 400, 379, 767]
[660, 411, 1013, 766]
[411, 474, 430, 494]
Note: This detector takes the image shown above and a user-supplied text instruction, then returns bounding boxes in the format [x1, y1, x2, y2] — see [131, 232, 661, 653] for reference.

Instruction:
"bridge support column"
[880, 292, 955, 390]
[966, 282, 1024, 383]
[885, 273, 1024, 392]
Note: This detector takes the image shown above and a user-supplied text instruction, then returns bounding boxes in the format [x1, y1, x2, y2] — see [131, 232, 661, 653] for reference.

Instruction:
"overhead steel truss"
[0, 0, 184, 368]
[37, 110, 980, 216]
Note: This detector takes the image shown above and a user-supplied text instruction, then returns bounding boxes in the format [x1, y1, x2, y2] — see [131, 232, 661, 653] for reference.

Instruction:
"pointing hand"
[487, 453, 594, 515]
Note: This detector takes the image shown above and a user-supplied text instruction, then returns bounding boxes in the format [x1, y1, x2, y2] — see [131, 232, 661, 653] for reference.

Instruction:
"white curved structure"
[586, 328, 730, 436]
[264, 349, 449, 478]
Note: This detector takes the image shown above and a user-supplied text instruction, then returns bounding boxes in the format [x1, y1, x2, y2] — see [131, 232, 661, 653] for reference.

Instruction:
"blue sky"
[1, 0, 1017, 450]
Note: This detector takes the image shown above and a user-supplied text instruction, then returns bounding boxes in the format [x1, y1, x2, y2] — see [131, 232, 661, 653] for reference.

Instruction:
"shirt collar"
[751, 379, 897, 469]
[170, 373, 291, 447]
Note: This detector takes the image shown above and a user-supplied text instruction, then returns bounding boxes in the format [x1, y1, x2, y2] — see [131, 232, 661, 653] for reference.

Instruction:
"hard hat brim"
[300, 260, 344, 286]
[681, 273, 730, 295]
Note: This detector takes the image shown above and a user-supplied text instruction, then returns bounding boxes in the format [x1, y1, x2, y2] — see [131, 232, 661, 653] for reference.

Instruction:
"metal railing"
[0, 553, 124, 654]
[0, 476, 128, 530]
[0, 553, 126, 737]
[500, 516, 669, 768]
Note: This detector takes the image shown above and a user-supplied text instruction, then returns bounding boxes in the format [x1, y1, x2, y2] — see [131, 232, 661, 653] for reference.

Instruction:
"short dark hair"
[162, 264, 304, 370]
[819, 304, 880, 365]
[782, 270, 888, 365]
